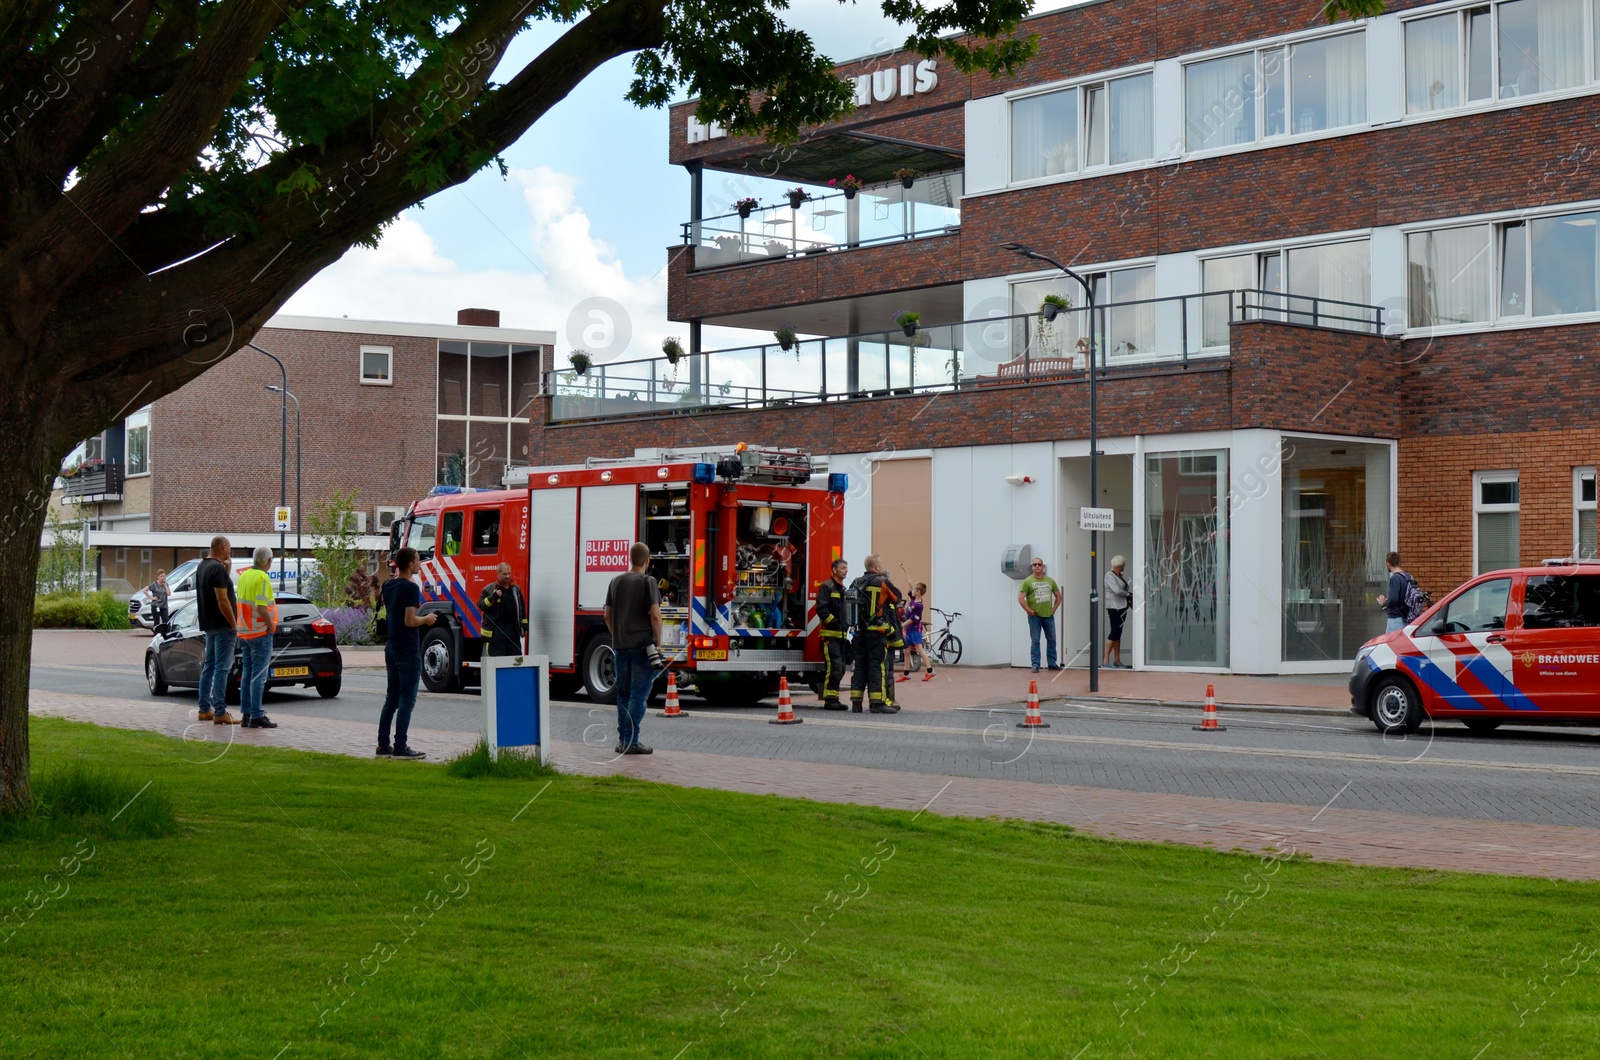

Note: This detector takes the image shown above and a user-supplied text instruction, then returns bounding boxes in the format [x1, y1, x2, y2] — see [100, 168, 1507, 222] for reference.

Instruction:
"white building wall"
[931, 442, 1057, 666]
[1227, 429, 1285, 673]
[964, 96, 1009, 195]
[1151, 59, 1184, 160]
[1366, 15, 1405, 127]
[831, 452, 873, 569]
[1369, 224, 1408, 329]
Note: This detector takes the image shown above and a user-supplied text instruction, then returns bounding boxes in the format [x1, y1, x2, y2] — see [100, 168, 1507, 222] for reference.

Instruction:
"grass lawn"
[4, 717, 1599, 1058]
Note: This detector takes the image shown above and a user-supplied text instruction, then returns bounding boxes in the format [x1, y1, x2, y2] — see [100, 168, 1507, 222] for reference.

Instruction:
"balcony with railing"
[685, 173, 961, 270]
[62, 461, 125, 502]
[547, 291, 1385, 423]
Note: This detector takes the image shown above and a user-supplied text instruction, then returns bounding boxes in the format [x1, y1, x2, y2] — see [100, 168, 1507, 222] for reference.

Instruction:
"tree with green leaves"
[305, 489, 364, 609]
[0, 0, 1385, 812]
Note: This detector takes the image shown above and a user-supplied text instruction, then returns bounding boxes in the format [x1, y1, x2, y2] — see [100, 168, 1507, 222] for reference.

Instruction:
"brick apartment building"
[526, 0, 1600, 675]
[56, 309, 554, 593]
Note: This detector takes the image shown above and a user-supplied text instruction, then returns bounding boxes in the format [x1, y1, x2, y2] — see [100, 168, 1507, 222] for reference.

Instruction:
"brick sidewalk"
[29, 690, 1598, 881]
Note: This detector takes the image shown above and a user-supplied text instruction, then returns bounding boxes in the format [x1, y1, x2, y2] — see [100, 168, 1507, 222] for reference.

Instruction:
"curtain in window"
[1201, 255, 1254, 347]
[1012, 90, 1077, 180]
[1407, 225, 1492, 326]
[1110, 74, 1155, 163]
[1186, 54, 1256, 149]
[1287, 240, 1372, 327]
[1531, 211, 1600, 316]
[1295, 33, 1366, 131]
[1500, 0, 1585, 97]
[1107, 266, 1156, 360]
[1406, 14, 1460, 113]
[1478, 511, 1520, 572]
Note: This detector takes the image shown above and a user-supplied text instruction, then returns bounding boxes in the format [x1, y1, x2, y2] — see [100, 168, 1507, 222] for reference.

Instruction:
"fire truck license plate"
[694, 649, 728, 661]
[272, 665, 310, 678]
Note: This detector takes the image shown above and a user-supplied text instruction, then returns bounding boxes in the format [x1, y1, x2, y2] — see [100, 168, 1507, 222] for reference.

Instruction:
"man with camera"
[604, 541, 663, 755]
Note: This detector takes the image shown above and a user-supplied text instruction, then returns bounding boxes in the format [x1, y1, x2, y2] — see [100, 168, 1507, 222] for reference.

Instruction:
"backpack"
[1402, 574, 1431, 622]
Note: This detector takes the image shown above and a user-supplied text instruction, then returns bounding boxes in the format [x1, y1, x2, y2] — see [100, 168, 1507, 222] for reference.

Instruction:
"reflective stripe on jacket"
[236, 567, 277, 641]
[815, 578, 847, 638]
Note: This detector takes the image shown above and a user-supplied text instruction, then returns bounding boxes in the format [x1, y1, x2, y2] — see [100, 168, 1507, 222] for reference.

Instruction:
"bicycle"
[925, 607, 964, 666]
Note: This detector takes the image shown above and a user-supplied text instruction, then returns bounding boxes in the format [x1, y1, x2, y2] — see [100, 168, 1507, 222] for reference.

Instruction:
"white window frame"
[1473, 469, 1521, 575]
[1198, 235, 1373, 342]
[1181, 27, 1368, 154]
[1576, 466, 1598, 559]
[360, 345, 394, 386]
[1401, 0, 1600, 120]
[1404, 199, 1600, 333]
[1006, 66, 1156, 186]
[124, 409, 151, 477]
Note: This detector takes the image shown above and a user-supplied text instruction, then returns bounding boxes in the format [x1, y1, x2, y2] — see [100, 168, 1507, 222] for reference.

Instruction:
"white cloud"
[280, 166, 671, 363]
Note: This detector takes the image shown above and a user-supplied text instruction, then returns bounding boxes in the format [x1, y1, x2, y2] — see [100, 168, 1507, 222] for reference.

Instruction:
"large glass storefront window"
[1144, 450, 1229, 667]
[1281, 439, 1392, 662]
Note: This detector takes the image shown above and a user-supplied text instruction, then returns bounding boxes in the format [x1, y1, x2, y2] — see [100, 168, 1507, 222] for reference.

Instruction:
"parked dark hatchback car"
[145, 592, 343, 702]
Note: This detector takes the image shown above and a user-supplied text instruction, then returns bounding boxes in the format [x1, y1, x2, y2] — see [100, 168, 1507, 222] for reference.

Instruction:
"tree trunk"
[0, 430, 53, 815]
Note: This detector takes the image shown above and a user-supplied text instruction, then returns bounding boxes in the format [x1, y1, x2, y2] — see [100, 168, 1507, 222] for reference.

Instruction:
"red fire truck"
[386, 444, 848, 703]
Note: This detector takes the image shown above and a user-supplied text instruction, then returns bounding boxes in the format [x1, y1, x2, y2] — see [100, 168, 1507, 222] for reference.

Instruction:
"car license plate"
[272, 665, 310, 678]
[694, 649, 727, 661]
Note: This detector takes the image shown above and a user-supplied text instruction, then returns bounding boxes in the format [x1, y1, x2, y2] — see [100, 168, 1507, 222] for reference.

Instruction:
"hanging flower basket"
[569, 350, 592, 375]
[733, 197, 759, 219]
[893, 167, 918, 189]
[895, 310, 920, 338]
[786, 188, 809, 209]
[662, 336, 685, 365]
[829, 175, 863, 201]
[1040, 293, 1071, 322]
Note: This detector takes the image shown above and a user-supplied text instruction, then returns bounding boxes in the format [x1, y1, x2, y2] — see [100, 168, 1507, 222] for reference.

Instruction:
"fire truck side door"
[528, 488, 578, 667]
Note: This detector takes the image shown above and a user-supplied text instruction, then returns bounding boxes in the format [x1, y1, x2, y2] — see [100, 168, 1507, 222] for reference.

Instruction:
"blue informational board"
[481, 655, 550, 765]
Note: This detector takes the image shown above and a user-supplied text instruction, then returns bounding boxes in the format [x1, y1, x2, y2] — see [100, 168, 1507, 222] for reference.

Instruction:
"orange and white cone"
[769, 675, 803, 725]
[1192, 683, 1226, 732]
[657, 670, 688, 717]
[1017, 679, 1050, 728]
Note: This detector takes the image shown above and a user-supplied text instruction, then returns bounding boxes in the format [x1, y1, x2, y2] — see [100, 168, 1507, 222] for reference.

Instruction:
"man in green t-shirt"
[1018, 558, 1062, 673]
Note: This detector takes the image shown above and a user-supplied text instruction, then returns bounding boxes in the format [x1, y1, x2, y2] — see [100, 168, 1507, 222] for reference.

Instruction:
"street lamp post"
[250, 343, 288, 563]
[1000, 243, 1102, 693]
[267, 385, 302, 590]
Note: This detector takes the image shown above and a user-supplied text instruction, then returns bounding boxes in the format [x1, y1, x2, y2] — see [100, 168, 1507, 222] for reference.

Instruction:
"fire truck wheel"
[420, 628, 462, 694]
[582, 633, 618, 704]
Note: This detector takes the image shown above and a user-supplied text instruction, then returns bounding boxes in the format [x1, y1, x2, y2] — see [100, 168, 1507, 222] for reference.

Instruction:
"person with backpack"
[1377, 551, 1423, 633]
[848, 555, 901, 714]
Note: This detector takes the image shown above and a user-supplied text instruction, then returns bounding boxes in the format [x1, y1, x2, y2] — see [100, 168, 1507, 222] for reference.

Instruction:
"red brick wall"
[1230, 321, 1395, 438]
[1400, 431, 1600, 599]
[150, 327, 439, 533]
[669, 234, 962, 322]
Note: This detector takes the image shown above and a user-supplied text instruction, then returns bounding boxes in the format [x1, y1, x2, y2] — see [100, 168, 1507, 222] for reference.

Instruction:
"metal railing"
[62, 462, 125, 500]
[682, 186, 959, 269]
[546, 290, 1384, 422]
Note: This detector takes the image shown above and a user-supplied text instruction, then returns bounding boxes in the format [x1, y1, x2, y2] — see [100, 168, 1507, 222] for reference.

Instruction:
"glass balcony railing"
[546, 290, 1384, 422]
[682, 185, 960, 269]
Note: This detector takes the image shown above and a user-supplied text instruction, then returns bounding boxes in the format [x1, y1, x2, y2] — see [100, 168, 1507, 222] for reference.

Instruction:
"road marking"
[545, 705, 1600, 778]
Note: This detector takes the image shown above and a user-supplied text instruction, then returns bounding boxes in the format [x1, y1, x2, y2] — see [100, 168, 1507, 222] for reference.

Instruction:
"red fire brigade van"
[386, 445, 847, 703]
[1351, 560, 1600, 733]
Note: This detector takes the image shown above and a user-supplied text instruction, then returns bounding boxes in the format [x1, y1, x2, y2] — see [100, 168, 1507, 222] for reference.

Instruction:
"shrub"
[34, 594, 102, 628]
[446, 739, 557, 780]
[322, 606, 375, 645]
[96, 591, 130, 630]
[0, 762, 178, 840]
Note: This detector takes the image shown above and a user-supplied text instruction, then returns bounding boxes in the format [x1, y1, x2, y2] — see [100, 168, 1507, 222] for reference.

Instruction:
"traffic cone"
[770, 676, 803, 725]
[657, 670, 688, 717]
[1017, 679, 1050, 728]
[1192, 683, 1226, 732]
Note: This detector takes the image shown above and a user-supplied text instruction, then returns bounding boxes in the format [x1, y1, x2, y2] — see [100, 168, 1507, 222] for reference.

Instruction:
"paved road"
[31, 652, 1600, 831]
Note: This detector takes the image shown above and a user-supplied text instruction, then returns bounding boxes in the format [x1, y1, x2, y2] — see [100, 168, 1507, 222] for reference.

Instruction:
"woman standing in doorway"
[1103, 556, 1131, 669]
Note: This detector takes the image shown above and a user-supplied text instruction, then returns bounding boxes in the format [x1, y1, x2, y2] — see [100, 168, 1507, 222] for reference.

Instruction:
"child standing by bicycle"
[897, 582, 935, 683]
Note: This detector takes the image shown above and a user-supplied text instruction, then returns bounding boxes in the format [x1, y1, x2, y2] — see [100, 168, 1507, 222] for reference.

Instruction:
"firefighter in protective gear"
[479, 562, 528, 657]
[851, 555, 902, 714]
[813, 558, 850, 709]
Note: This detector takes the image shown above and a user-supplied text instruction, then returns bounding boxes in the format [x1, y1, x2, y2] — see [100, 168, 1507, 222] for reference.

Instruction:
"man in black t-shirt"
[195, 536, 239, 724]
[378, 547, 437, 759]
[604, 542, 662, 755]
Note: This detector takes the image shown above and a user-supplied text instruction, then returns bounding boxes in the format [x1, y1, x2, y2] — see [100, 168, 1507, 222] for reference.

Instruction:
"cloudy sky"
[282, 1, 1080, 361]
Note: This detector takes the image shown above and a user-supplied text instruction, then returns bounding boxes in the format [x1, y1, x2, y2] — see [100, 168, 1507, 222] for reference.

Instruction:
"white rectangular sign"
[1079, 506, 1115, 532]
[273, 506, 291, 532]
